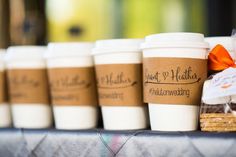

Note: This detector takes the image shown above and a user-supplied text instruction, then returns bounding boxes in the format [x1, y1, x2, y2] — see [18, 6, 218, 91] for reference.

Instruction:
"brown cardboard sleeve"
[48, 67, 98, 106]
[143, 57, 207, 105]
[95, 63, 143, 106]
[7, 69, 50, 104]
[0, 71, 7, 103]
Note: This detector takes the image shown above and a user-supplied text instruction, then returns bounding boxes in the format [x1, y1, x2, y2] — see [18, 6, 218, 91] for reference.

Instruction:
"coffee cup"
[142, 33, 208, 131]
[93, 39, 148, 130]
[5, 46, 52, 128]
[0, 49, 11, 127]
[46, 42, 98, 129]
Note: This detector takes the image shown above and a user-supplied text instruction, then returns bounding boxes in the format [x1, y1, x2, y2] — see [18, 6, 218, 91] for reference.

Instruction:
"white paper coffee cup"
[5, 46, 52, 129]
[142, 33, 208, 131]
[205, 37, 236, 60]
[0, 49, 11, 127]
[93, 39, 148, 130]
[46, 42, 98, 130]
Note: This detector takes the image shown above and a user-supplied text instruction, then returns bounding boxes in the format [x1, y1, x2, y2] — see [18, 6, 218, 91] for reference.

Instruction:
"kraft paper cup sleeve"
[7, 69, 50, 104]
[48, 67, 98, 106]
[0, 71, 7, 103]
[95, 64, 143, 106]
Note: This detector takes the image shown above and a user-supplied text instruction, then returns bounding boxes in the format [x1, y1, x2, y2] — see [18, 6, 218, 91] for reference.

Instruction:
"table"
[0, 129, 235, 157]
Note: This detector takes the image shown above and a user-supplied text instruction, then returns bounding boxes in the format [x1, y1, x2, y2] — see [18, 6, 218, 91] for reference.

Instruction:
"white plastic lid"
[92, 39, 143, 55]
[5, 46, 46, 61]
[46, 42, 94, 58]
[205, 36, 234, 51]
[141, 32, 209, 49]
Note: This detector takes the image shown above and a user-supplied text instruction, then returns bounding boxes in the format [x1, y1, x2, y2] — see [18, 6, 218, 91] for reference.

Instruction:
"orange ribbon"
[208, 44, 236, 71]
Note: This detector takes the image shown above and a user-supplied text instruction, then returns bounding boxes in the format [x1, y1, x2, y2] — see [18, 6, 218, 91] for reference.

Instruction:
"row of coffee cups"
[0, 33, 235, 131]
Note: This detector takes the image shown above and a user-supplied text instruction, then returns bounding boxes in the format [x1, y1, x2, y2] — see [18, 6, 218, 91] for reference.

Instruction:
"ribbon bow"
[208, 44, 236, 71]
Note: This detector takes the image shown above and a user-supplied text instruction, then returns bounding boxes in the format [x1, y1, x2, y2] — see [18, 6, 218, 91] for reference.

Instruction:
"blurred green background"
[0, 0, 235, 47]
